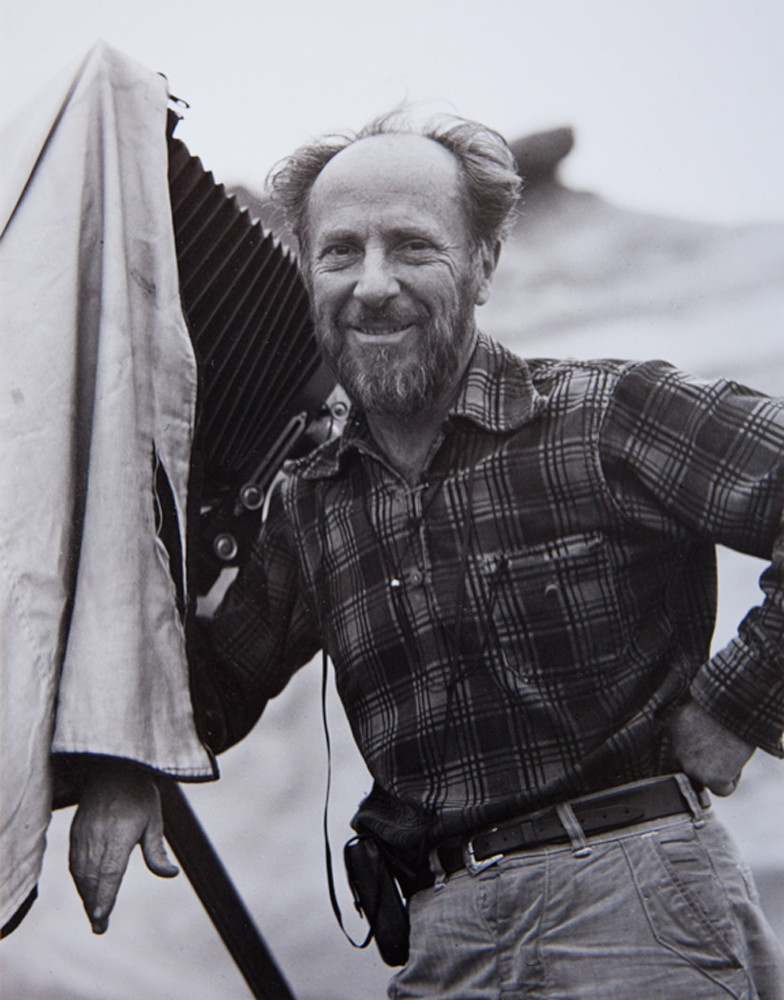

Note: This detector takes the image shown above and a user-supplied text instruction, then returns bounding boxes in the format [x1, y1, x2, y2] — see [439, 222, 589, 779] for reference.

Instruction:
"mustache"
[339, 305, 428, 328]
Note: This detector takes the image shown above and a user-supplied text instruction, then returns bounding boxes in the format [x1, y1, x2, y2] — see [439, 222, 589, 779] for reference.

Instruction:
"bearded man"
[70, 111, 784, 999]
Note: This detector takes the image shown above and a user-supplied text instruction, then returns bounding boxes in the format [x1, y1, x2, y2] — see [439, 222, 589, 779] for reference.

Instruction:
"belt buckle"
[463, 832, 503, 876]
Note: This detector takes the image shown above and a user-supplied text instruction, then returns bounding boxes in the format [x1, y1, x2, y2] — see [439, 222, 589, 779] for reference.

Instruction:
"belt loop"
[428, 846, 448, 891]
[556, 802, 592, 858]
[674, 773, 707, 828]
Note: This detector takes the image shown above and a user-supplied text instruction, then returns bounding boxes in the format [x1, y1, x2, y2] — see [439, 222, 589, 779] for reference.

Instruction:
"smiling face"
[304, 134, 495, 416]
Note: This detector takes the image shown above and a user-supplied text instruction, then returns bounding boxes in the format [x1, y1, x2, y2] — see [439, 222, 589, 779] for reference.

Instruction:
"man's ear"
[474, 240, 501, 306]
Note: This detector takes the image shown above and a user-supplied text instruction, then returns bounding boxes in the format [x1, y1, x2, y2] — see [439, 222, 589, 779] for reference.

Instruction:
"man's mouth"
[348, 322, 416, 344]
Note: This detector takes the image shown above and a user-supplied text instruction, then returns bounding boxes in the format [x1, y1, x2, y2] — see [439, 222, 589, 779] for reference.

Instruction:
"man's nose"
[353, 250, 399, 306]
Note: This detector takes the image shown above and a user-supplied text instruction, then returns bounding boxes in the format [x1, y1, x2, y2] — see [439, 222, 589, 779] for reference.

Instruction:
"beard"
[315, 293, 477, 417]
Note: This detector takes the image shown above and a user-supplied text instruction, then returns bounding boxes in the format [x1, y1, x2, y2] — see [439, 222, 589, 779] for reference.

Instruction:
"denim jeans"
[388, 807, 784, 999]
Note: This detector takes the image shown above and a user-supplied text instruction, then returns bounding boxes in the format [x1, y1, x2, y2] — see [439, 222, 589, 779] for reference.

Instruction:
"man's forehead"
[312, 133, 461, 196]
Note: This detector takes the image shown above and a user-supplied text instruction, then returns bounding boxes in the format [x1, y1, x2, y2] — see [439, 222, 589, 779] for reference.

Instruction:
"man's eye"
[324, 244, 355, 258]
[397, 239, 440, 261]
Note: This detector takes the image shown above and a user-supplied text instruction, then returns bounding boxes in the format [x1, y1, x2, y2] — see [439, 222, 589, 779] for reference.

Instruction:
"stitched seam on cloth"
[619, 836, 748, 997]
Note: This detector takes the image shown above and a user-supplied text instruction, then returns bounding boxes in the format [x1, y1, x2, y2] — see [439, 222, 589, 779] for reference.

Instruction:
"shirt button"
[409, 568, 424, 586]
[544, 583, 560, 598]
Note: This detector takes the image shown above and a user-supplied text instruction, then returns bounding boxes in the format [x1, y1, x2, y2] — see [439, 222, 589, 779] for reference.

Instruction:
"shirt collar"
[450, 331, 543, 432]
[292, 332, 544, 481]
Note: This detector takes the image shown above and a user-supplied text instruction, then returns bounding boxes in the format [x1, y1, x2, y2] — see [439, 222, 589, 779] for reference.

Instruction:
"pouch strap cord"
[321, 649, 374, 949]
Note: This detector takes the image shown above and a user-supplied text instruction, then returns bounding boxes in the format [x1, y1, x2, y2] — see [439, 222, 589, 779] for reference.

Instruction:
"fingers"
[141, 838, 179, 879]
[140, 795, 179, 878]
[707, 775, 739, 797]
[84, 863, 127, 935]
[69, 821, 134, 934]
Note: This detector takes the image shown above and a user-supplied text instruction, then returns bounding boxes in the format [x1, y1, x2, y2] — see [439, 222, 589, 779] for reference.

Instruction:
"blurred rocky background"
[2, 126, 782, 1000]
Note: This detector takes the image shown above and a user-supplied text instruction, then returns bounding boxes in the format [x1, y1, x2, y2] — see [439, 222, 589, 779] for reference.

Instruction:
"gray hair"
[266, 109, 523, 260]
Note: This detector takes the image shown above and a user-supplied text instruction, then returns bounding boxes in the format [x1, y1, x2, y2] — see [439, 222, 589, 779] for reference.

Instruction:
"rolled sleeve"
[602, 362, 784, 755]
[691, 526, 784, 756]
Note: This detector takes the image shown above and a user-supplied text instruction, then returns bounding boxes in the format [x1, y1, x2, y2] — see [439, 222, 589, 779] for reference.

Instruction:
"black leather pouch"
[344, 835, 410, 966]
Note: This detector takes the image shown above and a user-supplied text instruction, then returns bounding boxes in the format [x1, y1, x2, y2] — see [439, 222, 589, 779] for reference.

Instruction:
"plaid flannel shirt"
[203, 333, 784, 850]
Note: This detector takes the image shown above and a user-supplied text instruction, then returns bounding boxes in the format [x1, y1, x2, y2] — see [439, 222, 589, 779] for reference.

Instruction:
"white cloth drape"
[0, 41, 214, 929]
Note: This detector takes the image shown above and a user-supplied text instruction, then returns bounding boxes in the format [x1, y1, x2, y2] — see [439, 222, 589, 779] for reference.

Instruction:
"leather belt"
[437, 775, 709, 877]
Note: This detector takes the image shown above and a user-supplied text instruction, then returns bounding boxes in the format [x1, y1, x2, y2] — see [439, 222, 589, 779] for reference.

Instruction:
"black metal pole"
[159, 779, 296, 1000]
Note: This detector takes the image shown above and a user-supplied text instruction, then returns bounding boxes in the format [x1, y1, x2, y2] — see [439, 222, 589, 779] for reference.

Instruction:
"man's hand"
[68, 758, 178, 934]
[669, 700, 755, 796]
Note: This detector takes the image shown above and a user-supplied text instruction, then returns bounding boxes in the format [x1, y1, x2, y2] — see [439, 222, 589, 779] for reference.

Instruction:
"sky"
[1, 0, 782, 226]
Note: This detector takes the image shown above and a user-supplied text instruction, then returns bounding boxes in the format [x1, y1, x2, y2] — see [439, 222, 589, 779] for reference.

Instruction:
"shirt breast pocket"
[485, 531, 625, 686]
